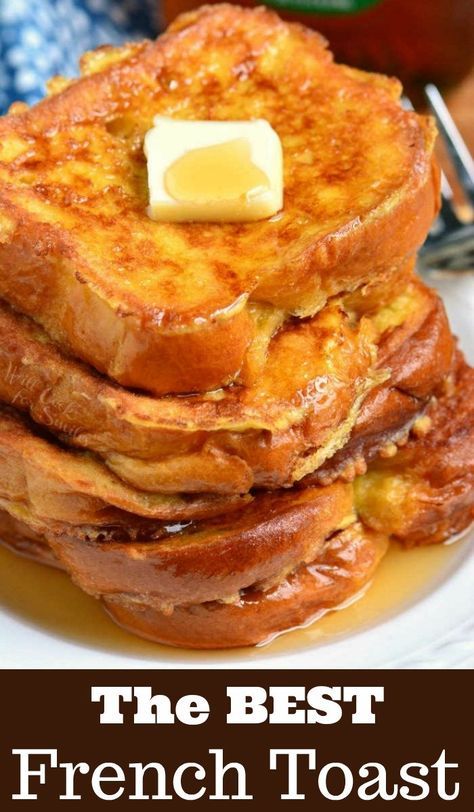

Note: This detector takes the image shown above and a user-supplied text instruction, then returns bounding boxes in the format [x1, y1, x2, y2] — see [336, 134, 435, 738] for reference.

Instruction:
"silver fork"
[417, 84, 474, 272]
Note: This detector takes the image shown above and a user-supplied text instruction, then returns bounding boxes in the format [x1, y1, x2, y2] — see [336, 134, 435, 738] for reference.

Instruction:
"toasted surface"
[1, 367, 473, 648]
[0, 299, 378, 496]
[0, 405, 251, 523]
[0, 4, 439, 394]
[0, 481, 353, 607]
[0, 510, 386, 648]
[0, 279, 453, 494]
[310, 284, 455, 485]
[102, 525, 388, 648]
[356, 356, 474, 546]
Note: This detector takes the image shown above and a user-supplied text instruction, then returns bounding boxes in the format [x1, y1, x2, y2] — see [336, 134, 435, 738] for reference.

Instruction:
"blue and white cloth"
[0, 0, 160, 113]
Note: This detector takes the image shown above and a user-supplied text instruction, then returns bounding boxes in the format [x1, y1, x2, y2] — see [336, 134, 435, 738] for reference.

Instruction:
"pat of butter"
[144, 116, 283, 223]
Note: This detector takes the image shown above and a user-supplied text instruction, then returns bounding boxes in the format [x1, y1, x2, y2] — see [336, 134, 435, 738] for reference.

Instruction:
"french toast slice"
[0, 360, 472, 649]
[0, 405, 251, 523]
[0, 4, 439, 395]
[1, 362, 472, 649]
[0, 510, 385, 649]
[0, 279, 454, 494]
[0, 481, 354, 609]
[102, 524, 388, 649]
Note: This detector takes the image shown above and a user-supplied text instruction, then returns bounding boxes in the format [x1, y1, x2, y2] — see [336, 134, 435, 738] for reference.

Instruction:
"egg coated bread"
[0, 4, 438, 395]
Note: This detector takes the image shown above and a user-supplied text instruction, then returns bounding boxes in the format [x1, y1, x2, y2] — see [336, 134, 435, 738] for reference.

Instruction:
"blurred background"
[0, 0, 159, 111]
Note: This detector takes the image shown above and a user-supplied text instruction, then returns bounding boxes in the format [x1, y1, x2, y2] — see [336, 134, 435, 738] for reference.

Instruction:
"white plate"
[1, 271, 473, 669]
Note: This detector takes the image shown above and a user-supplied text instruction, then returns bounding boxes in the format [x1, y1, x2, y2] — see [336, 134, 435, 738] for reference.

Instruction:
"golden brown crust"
[102, 525, 388, 649]
[0, 508, 385, 648]
[0, 279, 453, 495]
[0, 405, 252, 523]
[0, 297, 377, 492]
[356, 356, 474, 546]
[0, 480, 359, 614]
[45, 484, 354, 607]
[1, 364, 472, 649]
[0, 4, 439, 394]
[309, 289, 455, 485]
[0, 307, 376, 498]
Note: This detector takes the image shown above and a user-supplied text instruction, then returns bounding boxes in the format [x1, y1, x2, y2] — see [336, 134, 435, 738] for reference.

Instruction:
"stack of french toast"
[0, 4, 472, 648]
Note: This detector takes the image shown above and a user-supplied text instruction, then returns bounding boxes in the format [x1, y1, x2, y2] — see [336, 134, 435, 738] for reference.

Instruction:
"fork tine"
[403, 93, 462, 235]
[403, 93, 458, 212]
[401, 94, 415, 111]
[440, 168, 455, 202]
[425, 83, 474, 207]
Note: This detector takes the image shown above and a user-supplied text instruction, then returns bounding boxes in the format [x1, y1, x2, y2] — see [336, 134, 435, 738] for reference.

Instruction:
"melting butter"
[165, 138, 270, 204]
[144, 116, 283, 222]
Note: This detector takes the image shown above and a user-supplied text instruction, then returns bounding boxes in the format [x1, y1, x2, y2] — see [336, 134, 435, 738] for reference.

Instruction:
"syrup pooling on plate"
[265, 536, 471, 654]
[0, 535, 468, 661]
